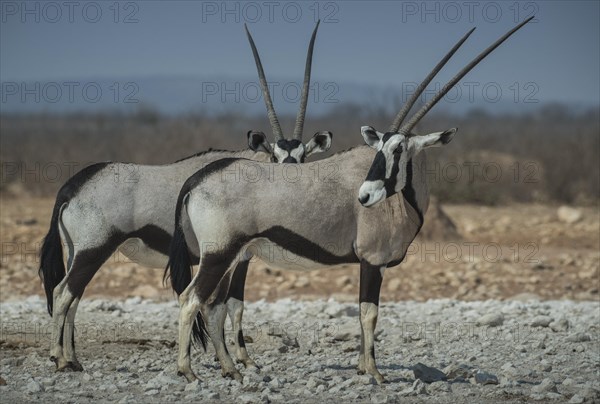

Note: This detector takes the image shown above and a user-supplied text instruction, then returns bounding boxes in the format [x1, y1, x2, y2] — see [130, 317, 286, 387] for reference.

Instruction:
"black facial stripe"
[382, 132, 397, 143]
[401, 158, 424, 226]
[383, 151, 401, 197]
[365, 151, 386, 181]
[275, 139, 305, 163]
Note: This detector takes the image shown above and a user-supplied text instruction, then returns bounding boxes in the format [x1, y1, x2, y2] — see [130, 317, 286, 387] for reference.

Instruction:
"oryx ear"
[305, 131, 333, 157]
[410, 128, 457, 152]
[361, 126, 384, 149]
[247, 130, 273, 154]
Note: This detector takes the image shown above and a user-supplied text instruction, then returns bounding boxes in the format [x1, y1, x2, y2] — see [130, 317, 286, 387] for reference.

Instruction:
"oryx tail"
[165, 182, 208, 351]
[39, 197, 67, 316]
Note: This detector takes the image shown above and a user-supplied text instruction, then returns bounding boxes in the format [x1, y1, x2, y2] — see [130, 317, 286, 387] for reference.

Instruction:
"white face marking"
[381, 135, 403, 178]
[379, 266, 386, 277]
[290, 145, 305, 162]
[394, 156, 410, 194]
[272, 143, 305, 163]
[273, 145, 287, 162]
[358, 180, 386, 207]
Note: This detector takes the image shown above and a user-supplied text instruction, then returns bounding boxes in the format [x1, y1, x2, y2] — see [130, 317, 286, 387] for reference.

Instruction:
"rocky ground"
[0, 197, 598, 303]
[1, 296, 599, 403]
[1, 197, 599, 402]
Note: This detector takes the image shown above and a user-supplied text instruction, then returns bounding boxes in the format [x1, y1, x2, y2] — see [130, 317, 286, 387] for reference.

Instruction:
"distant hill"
[1, 75, 594, 116]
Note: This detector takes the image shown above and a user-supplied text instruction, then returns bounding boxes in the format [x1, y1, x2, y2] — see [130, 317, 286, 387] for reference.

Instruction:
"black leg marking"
[228, 261, 249, 302]
[58, 324, 64, 346]
[70, 324, 75, 351]
[359, 261, 383, 305]
[197, 259, 233, 304]
[66, 233, 126, 298]
[222, 328, 229, 356]
[237, 330, 246, 349]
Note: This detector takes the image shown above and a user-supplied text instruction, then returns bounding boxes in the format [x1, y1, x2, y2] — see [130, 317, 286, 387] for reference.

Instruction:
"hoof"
[239, 359, 260, 371]
[372, 372, 385, 385]
[223, 370, 243, 383]
[56, 364, 74, 372]
[177, 370, 198, 383]
[52, 356, 73, 372]
[67, 361, 84, 372]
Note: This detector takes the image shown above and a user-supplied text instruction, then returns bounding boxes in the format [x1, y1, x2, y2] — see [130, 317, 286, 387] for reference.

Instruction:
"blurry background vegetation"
[1, 102, 598, 205]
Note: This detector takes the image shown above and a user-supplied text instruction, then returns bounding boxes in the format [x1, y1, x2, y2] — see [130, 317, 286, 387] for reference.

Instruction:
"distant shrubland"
[1, 103, 598, 204]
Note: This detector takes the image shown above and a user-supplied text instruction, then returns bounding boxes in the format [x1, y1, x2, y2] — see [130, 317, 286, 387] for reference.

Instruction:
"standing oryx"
[166, 18, 533, 383]
[39, 20, 331, 372]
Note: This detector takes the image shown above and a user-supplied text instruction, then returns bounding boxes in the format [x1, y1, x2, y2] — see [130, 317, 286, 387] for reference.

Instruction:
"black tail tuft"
[191, 314, 208, 351]
[39, 201, 66, 316]
[165, 187, 208, 351]
[164, 222, 192, 297]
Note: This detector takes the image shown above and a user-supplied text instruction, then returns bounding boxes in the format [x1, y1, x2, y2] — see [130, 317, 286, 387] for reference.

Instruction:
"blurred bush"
[1, 103, 598, 205]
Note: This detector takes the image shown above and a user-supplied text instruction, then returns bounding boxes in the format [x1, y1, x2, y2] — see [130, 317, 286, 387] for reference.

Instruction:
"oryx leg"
[62, 297, 82, 370]
[49, 280, 76, 371]
[202, 300, 242, 382]
[50, 242, 118, 371]
[357, 260, 385, 384]
[226, 260, 258, 369]
[176, 281, 201, 382]
[197, 259, 242, 382]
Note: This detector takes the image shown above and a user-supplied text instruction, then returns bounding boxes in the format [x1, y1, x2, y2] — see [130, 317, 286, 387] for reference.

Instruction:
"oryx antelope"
[167, 18, 533, 383]
[39, 20, 331, 372]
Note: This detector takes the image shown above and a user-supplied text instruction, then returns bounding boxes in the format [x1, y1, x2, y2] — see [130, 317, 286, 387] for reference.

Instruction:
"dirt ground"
[0, 196, 598, 304]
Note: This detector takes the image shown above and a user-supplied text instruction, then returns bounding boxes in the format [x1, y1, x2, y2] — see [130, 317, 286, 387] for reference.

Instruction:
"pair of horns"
[245, 20, 320, 141]
[390, 16, 534, 134]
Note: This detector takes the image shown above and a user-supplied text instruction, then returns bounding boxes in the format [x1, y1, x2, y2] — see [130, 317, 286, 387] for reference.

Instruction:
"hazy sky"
[1, 0, 599, 106]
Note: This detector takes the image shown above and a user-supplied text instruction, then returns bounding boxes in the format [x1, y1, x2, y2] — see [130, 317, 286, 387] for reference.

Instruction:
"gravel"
[1, 296, 599, 403]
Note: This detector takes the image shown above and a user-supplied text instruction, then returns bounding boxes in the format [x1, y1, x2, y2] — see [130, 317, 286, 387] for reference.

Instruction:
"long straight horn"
[292, 20, 320, 140]
[389, 27, 476, 133]
[400, 16, 534, 134]
[245, 24, 284, 140]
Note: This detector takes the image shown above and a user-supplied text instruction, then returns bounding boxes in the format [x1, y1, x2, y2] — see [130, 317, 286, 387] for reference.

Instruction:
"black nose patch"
[283, 157, 297, 164]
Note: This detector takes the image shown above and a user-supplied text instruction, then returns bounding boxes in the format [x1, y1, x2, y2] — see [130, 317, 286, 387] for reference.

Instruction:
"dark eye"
[393, 145, 403, 154]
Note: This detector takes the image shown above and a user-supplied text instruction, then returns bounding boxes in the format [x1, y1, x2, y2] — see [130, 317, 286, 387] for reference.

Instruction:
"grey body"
[62, 150, 264, 269]
[186, 147, 426, 271]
